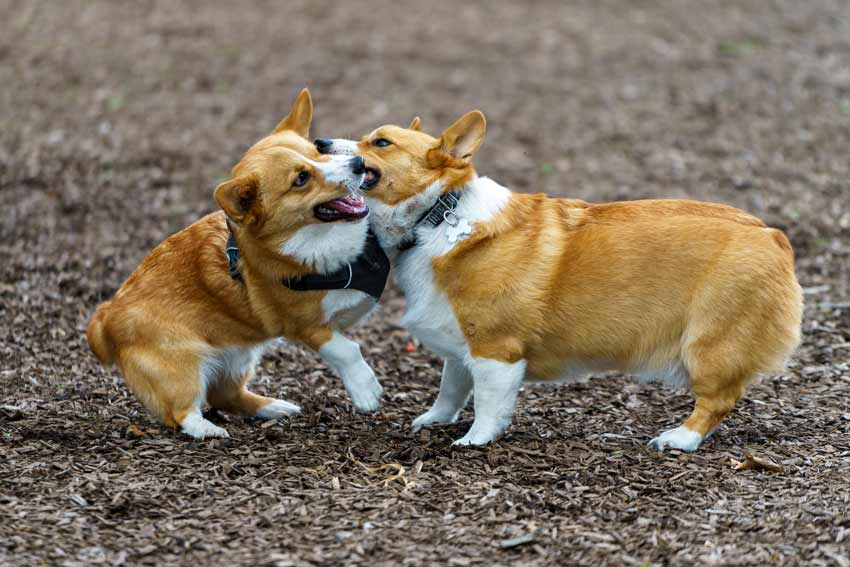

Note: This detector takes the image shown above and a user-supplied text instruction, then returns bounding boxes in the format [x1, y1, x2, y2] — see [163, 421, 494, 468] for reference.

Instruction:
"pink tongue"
[327, 196, 366, 214]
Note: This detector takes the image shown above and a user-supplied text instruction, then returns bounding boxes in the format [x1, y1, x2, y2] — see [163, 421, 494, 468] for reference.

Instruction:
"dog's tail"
[86, 301, 115, 367]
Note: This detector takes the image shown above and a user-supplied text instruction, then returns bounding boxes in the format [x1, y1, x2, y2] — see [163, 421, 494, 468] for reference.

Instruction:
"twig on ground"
[500, 532, 537, 549]
[731, 451, 784, 473]
[348, 447, 415, 489]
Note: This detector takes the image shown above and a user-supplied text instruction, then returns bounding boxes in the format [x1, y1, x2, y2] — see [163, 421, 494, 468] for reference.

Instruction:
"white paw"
[411, 409, 460, 432]
[181, 413, 230, 440]
[452, 420, 506, 446]
[344, 372, 383, 413]
[649, 426, 703, 452]
[256, 399, 301, 420]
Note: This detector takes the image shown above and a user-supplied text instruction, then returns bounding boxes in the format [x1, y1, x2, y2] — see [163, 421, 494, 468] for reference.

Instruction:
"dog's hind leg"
[207, 368, 301, 420]
[650, 334, 751, 452]
[119, 347, 229, 439]
[651, 233, 801, 452]
[649, 385, 743, 452]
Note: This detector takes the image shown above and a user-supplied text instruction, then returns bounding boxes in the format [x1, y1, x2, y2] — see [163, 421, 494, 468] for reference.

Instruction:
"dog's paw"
[345, 372, 383, 413]
[181, 413, 230, 440]
[649, 426, 703, 452]
[452, 421, 505, 447]
[256, 399, 301, 420]
[411, 409, 459, 432]
[452, 431, 493, 447]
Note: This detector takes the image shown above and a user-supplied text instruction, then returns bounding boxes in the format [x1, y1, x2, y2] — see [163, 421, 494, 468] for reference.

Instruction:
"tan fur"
[355, 112, 802, 442]
[86, 89, 354, 430]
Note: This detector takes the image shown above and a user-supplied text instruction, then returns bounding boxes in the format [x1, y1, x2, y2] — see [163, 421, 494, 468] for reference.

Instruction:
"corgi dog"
[315, 112, 802, 451]
[87, 89, 387, 439]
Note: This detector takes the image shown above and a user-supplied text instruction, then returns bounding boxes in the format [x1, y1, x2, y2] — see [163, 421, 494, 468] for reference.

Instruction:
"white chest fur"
[281, 218, 368, 274]
[280, 217, 375, 330]
[394, 177, 512, 361]
[397, 246, 467, 360]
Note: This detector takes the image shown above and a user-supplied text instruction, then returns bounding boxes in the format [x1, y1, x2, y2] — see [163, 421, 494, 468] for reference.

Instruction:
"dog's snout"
[350, 156, 366, 175]
[315, 138, 333, 154]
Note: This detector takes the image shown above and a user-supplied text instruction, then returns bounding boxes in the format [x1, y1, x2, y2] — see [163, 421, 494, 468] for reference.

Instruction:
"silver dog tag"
[446, 218, 472, 243]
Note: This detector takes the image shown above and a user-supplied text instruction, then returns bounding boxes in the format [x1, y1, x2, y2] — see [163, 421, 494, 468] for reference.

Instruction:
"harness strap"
[225, 221, 390, 300]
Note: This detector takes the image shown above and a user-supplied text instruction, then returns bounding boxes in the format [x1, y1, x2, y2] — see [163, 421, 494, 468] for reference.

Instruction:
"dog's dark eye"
[293, 171, 310, 187]
[372, 138, 392, 147]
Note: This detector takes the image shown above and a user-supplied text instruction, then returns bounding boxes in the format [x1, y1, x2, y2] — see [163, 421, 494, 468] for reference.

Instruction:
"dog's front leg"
[453, 358, 527, 446]
[317, 331, 383, 412]
[412, 357, 472, 432]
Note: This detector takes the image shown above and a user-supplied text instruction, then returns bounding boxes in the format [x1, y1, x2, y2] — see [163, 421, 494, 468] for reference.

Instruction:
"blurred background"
[2, 2, 849, 566]
[3, 1, 849, 265]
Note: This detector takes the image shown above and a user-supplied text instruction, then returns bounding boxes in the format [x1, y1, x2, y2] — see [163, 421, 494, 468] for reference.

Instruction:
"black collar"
[225, 221, 390, 300]
[397, 190, 462, 251]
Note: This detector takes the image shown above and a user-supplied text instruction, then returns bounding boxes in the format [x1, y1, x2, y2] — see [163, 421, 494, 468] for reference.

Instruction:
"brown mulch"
[1, 1, 849, 566]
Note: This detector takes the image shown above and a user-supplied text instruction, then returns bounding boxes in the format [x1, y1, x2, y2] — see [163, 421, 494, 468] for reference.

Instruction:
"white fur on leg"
[412, 357, 473, 432]
[649, 425, 703, 452]
[181, 411, 229, 440]
[319, 331, 383, 412]
[256, 399, 301, 420]
[453, 358, 527, 446]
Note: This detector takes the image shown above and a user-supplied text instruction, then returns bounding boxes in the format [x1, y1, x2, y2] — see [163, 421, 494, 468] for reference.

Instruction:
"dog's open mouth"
[314, 195, 369, 222]
[360, 167, 381, 190]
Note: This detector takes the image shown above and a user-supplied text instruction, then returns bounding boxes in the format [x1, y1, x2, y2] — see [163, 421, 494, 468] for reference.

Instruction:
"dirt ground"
[2, 1, 849, 565]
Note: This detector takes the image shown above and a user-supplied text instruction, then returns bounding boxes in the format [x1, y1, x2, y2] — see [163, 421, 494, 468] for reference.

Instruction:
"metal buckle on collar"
[424, 192, 460, 227]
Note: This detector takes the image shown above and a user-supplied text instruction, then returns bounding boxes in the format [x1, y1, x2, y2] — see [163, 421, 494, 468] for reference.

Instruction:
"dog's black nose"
[315, 138, 333, 154]
[350, 156, 366, 175]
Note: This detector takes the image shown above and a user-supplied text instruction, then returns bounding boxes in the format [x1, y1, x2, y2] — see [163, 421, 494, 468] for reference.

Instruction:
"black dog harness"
[226, 222, 390, 300]
[397, 190, 463, 251]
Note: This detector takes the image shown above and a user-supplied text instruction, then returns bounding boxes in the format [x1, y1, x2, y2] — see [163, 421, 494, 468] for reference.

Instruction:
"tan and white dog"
[87, 90, 384, 439]
[316, 112, 802, 451]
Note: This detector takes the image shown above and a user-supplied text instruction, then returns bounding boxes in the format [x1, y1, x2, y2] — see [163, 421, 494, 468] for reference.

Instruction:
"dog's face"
[316, 112, 486, 247]
[216, 149, 366, 231]
[215, 90, 368, 258]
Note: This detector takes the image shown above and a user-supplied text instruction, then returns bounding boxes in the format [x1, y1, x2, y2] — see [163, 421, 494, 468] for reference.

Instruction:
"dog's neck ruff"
[397, 190, 465, 251]
[225, 220, 390, 300]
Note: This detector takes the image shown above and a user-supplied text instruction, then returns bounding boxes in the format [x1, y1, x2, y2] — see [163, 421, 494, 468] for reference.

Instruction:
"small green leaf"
[717, 37, 766, 57]
[107, 94, 125, 112]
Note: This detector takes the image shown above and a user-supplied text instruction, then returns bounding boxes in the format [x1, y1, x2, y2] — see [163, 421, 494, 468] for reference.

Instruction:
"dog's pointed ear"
[408, 116, 422, 131]
[215, 173, 261, 225]
[437, 110, 486, 160]
[273, 88, 313, 137]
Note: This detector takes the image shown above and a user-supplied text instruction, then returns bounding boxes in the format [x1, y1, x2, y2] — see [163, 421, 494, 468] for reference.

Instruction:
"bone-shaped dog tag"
[446, 218, 472, 243]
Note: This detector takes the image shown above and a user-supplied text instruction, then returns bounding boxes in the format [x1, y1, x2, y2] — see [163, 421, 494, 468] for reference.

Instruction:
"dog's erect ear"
[408, 116, 422, 131]
[437, 110, 486, 160]
[273, 88, 313, 137]
[215, 173, 261, 225]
